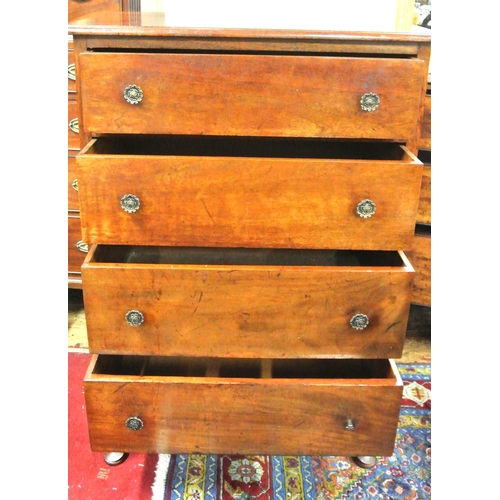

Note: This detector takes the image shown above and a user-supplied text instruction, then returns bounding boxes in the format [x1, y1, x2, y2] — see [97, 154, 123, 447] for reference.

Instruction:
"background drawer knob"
[75, 240, 88, 253]
[120, 194, 140, 213]
[125, 310, 144, 327]
[125, 416, 144, 431]
[345, 419, 355, 431]
[350, 313, 369, 330]
[68, 63, 76, 81]
[68, 118, 79, 134]
[356, 199, 376, 218]
[124, 84, 143, 104]
[360, 92, 380, 111]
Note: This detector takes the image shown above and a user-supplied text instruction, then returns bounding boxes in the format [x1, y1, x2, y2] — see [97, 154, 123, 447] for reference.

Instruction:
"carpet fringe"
[151, 454, 171, 500]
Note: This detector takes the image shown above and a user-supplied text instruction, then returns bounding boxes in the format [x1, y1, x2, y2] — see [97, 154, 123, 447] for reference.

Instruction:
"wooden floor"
[68, 289, 430, 362]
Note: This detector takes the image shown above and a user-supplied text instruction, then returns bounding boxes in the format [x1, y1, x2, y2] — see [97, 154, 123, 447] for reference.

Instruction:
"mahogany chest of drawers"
[69, 13, 430, 462]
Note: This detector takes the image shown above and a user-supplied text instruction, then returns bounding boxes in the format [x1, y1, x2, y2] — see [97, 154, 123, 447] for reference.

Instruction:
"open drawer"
[84, 355, 403, 456]
[76, 137, 422, 250]
[77, 51, 426, 140]
[82, 245, 414, 359]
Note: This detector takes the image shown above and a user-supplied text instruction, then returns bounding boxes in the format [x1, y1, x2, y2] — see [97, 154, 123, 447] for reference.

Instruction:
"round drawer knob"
[350, 313, 369, 330]
[124, 84, 143, 104]
[68, 63, 76, 81]
[120, 194, 140, 213]
[69, 117, 79, 134]
[125, 416, 144, 431]
[125, 310, 144, 327]
[360, 92, 380, 112]
[356, 199, 376, 218]
[345, 419, 355, 431]
[75, 240, 88, 253]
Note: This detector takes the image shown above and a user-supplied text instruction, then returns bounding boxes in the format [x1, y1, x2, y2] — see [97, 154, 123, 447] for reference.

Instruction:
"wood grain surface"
[77, 141, 422, 250]
[82, 246, 413, 358]
[78, 52, 426, 141]
[84, 355, 402, 456]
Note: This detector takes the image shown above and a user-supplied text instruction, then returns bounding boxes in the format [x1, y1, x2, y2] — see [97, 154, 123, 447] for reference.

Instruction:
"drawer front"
[82, 246, 413, 358]
[84, 356, 402, 456]
[77, 148, 422, 250]
[68, 98, 80, 149]
[68, 155, 79, 210]
[78, 52, 426, 140]
[68, 215, 88, 272]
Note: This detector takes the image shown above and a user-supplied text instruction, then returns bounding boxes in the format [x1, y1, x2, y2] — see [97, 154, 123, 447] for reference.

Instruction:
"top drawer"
[78, 52, 426, 140]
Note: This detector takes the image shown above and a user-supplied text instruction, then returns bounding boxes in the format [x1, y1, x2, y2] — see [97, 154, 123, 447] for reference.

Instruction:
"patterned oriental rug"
[152, 364, 431, 500]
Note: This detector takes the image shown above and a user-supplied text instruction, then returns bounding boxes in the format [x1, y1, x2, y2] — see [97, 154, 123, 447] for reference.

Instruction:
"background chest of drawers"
[409, 81, 431, 307]
[68, 0, 126, 288]
[70, 14, 430, 459]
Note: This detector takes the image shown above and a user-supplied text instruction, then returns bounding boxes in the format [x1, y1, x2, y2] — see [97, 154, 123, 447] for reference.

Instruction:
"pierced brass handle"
[125, 310, 144, 327]
[124, 84, 143, 104]
[76, 240, 88, 253]
[345, 419, 355, 431]
[350, 314, 369, 330]
[125, 416, 144, 431]
[356, 199, 376, 218]
[360, 92, 380, 112]
[68, 63, 76, 81]
[69, 118, 79, 134]
[120, 194, 140, 213]
[72, 179, 78, 192]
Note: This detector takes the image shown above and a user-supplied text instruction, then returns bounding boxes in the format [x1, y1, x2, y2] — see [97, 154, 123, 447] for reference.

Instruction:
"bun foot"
[352, 455, 377, 469]
[104, 452, 129, 466]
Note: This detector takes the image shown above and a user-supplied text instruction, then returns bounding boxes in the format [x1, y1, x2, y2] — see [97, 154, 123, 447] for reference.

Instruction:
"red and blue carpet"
[68, 353, 430, 499]
[153, 363, 431, 500]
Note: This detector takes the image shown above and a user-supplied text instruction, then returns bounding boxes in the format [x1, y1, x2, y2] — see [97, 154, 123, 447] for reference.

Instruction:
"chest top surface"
[68, 9, 430, 54]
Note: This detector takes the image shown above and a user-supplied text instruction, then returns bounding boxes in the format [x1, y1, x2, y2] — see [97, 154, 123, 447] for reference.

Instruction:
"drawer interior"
[92, 355, 397, 382]
[83, 135, 412, 161]
[91, 245, 405, 267]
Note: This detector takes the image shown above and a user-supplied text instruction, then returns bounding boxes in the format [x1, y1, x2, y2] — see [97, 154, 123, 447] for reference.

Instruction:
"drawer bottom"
[84, 356, 403, 456]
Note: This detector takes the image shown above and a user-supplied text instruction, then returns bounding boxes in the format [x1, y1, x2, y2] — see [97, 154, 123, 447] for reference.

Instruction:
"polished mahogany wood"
[84, 355, 403, 456]
[78, 52, 426, 140]
[69, 12, 430, 47]
[70, 21, 430, 457]
[82, 245, 413, 359]
[77, 140, 422, 250]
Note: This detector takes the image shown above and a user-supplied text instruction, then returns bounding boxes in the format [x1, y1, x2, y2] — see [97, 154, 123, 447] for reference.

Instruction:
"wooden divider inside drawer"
[84, 355, 403, 456]
[82, 245, 414, 359]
